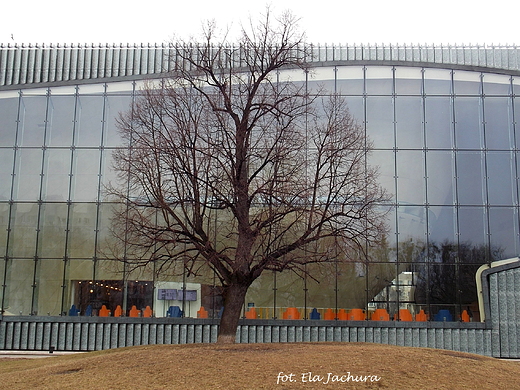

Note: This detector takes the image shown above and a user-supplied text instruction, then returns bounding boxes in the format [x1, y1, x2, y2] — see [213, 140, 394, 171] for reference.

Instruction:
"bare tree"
[109, 10, 388, 343]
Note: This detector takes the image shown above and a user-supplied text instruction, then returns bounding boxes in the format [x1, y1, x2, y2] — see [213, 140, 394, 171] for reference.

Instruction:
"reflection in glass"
[426, 151, 455, 205]
[454, 97, 483, 149]
[394, 66, 422, 95]
[4, 259, 34, 315]
[68, 204, 97, 259]
[395, 96, 423, 149]
[19, 96, 47, 147]
[396, 150, 425, 205]
[42, 149, 71, 201]
[458, 207, 487, 246]
[48, 96, 75, 147]
[487, 152, 514, 205]
[71, 149, 100, 202]
[39, 203, 68, 258]
[365, 66, 393, 95]
[0, 149, 14, 200]
[366, 96, 394, 149]
[76, 96, 104, 147]
[37, 259, 64, 315]
[425, 97, 453, 149]
[488, 207, 518, 258]
[8, 203, 39, 258]
[0, 96, 19, 146]
[484, 97, 513, 150]
[457, 152, 485, 205]
[13, 149, 43, 201]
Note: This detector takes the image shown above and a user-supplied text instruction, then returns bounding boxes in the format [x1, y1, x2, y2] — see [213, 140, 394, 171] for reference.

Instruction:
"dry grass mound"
[0, 343, 518, 389]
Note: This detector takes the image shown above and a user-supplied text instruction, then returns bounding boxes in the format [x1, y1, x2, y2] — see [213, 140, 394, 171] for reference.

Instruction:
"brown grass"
[0, 343, 518, 389]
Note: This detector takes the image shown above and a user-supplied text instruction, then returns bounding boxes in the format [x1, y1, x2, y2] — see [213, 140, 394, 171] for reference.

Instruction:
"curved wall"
[0, 45, 519, 321]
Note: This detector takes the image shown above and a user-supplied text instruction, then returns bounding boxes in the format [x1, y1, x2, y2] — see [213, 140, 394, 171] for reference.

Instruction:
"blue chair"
[68, 304, 79, 316]
[85, 305, 93, 317]
[167, 305, 183, 318]
[434, 309, 453, 322]
[310, 308, 321, 320]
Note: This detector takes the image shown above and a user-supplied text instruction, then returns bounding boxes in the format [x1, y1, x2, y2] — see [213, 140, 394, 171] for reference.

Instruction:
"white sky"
[1, 0, 519, 46]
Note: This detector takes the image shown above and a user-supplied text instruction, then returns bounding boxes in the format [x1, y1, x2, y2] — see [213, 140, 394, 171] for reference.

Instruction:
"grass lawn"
[0, 343, 518, 389]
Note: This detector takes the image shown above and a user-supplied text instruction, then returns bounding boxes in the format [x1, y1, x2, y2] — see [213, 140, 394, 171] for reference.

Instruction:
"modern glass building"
[1, 43, 520, 321]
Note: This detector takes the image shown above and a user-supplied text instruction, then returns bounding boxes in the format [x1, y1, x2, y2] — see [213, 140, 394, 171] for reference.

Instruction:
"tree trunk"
[217, 282, 249, 344]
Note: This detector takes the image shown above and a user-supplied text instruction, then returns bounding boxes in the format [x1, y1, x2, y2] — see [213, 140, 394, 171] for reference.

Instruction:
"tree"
[109, 10, 388, 343]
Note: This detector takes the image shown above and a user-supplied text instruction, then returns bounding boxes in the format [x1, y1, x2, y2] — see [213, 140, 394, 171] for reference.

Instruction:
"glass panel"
[0, 149, 14, 200]
[76, 96, 104, 147]
[396, 150, 425, 205]
[395, 96, 423, 149]
[484, 97, 513, 150]
[0, 203, 8, 255]
[369, 150, 395, 198]
[428, 206, 456, 243]
[68, 203, 97, 259]
[0, 96, 19, 146]
[336, 66, 364, 95]
[42, 149, 71, 201]
[394, 67, 422, 95]
[426, 151, 455, 205]
[366, 96, 394, 149]
[8, 203, 38, 258]
[456, 151, 485, 205]
[458, 206, 487, 246]
[396, 205, 427, 243]
[343, 96, 364, 125]
[39, 203, 68, 258]
[37, 259, 64, 315]
[47, 95, 76, 147]
[71, 149, 100, 202]
[483, 73, 511, 96]
[454, 97, 483, 149]
[96, 203, 116, 254]
[104, 95, 133, 147]
[425, 97, 453, 149]
[423, 68, 451, 95]
[19, 96, 47, 147]
[4, 259, 34, 315]
[307, 67, 335, 94]
[487, 152, 514, 205]
[489, 207, 518, 259]
[513, 76, 520, 96]
[453, 70, 481, 95]
[365, 66, 393, 95]
[13, 148, 43, 201]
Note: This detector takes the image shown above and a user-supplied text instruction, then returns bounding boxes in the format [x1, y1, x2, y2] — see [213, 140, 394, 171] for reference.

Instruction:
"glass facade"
[1, 57, 519, 322]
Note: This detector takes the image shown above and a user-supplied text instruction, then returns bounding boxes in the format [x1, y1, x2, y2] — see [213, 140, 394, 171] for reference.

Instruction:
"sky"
[1, 0, 519, 46]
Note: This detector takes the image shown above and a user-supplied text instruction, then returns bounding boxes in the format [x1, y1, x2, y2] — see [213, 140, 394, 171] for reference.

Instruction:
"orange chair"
[142, 306, 153, 318]
[283, 307, 301, 320]
[129, 305, 140, 317]
[396, 309, 413, 321]
[337, 308, 348, 320]
[113, 305, 123, 317]
[245, 307, 258, 319]
[197, 306, 209, 319]
[348, 308, 366, 320]
[371, 308, 390, 321]
[415, 309, 428, 322]
[98, 305, 110, 317]
[461, 309, 470, 322]
[323, 308, 335, 320]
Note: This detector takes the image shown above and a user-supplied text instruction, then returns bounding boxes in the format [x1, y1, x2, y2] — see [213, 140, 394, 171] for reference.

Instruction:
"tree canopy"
[109, 10, 389, 343]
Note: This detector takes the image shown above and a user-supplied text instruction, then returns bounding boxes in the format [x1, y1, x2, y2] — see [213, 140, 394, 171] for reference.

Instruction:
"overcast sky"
[2, 0, 519, 46]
